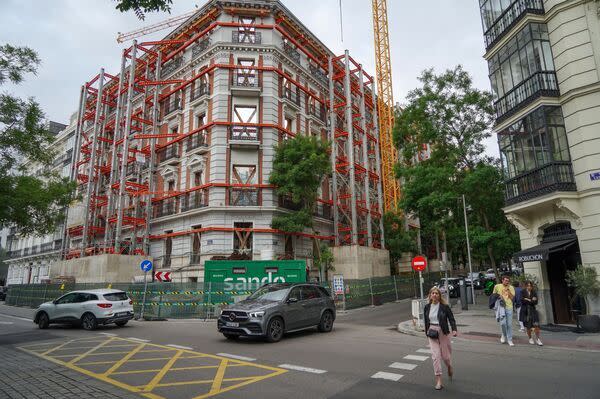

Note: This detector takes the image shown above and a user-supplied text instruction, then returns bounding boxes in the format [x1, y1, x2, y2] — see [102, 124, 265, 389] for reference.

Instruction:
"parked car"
[466, 272, 485, 290]
[33, 289, 134, 331]
[435, 278, 461, 298]
[0, 286, 8, 301]
[217, 283, 336, 343]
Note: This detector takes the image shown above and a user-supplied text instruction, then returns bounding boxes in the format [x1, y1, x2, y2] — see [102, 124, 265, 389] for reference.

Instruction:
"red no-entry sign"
[411, 256, 427, 272]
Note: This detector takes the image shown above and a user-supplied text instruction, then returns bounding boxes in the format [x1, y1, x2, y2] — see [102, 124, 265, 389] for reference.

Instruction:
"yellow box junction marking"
[18, 336, 287, 399]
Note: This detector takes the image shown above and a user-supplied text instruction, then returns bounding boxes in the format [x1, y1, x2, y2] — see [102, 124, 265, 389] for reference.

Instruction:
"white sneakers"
[500, 335, 506, 344]
[508, 341, 515, 346]
[537, 338, 543, 346]
[529, 338, 535, 345]
[519, 327, 525, 332]
[528, 337, 543, 346]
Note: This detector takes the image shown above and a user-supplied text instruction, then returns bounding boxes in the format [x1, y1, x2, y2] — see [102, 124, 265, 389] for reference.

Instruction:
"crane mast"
[372, 0, 400, 212]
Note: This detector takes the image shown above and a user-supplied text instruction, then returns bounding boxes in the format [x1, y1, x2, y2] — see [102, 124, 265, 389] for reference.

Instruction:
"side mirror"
[287, 297, 298, 304]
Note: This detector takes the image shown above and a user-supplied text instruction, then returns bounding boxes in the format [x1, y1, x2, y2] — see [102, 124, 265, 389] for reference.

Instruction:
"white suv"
[34, 289, 134, 331]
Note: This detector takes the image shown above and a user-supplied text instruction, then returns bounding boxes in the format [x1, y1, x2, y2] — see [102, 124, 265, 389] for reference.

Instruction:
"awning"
[513, 239, 577, 263]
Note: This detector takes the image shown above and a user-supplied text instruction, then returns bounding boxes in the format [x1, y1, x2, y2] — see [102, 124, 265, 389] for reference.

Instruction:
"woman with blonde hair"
[424, 286, 457, 390]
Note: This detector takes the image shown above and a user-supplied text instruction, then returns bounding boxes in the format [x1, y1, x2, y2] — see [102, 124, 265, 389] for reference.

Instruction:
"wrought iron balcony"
[484, 0, 545, 51]
[495, 71, 559, 123]
[505, 161, 577, 205]
[191, 38, 211, 59]
[232, 31, 262, 45]
[230, 125, 258, 141]
[186, 130, 208, 151]
[40, 242, 54, 252]
[7, 249, 22, 258]
[314, 203, 333, 220]
[283, 41, 301, 63]
[231, 71, 259, 88]
[161, 57, 183, 78]
[309, 64, 328, 85]
[308, 104, 327, 123]
[163, 98, 182, 116]
[181, 190, 208, 212]
[229, 187, 259, 206]
[157, 145, 180, 163]
[190, 84, 209, 101]
[283, 88, 301, 107]
[154, 199, 178, 218]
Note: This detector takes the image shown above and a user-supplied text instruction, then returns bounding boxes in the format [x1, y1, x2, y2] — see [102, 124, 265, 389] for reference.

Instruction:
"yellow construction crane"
[371, 0, 400, 212]
[116, 9, 197, 43]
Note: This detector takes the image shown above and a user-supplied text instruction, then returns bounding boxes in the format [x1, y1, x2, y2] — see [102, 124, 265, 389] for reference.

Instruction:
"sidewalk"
[397, 299, 600, 351]
[0, 302, 35, 320]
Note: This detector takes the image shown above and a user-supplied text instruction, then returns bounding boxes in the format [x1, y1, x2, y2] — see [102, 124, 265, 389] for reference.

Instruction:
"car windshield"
[247, 285, 290, 302]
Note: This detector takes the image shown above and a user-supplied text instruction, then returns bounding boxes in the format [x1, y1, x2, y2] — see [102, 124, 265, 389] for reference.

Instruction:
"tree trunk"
[482, 212, 499, 278]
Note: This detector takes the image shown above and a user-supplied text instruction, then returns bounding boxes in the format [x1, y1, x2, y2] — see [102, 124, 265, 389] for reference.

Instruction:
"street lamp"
[462, 194, 476, 305]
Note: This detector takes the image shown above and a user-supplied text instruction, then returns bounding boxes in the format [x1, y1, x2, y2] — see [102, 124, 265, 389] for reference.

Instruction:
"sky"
[0, 0, 497, 156]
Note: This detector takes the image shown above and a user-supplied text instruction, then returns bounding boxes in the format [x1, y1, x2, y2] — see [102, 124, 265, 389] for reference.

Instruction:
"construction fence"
[5, 272, 445, 319]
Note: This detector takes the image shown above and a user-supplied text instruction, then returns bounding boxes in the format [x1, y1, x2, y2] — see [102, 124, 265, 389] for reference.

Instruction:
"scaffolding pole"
[372, 81, 386, 247]
[115, 41, 138, 253]
[358, 67, 373, 247]
[81, 69, 105, 256]
[343, 50, 358, 245]
[328, 57, 340, 246]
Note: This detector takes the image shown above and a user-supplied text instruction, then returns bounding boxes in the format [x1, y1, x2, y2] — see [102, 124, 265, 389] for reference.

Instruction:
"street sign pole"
[140, 271, 148, 320]
[419, 271, 424, 300]
[463, 194, 476, 305]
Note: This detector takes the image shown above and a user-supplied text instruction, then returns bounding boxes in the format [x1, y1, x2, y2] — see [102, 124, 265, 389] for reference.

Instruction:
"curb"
[397, 320, 424, 337]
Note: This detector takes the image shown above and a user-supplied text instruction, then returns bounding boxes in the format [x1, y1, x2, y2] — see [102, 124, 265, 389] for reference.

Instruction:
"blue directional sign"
[140, 260, 153, 273]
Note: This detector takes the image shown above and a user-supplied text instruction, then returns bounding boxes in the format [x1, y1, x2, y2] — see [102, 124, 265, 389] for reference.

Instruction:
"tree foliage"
[383, 212, 418, 266]
[0, 44, 76, 235]
[113, 0, 173, 20]
[269, 135, 330, 233]
[394, 66, 519, 273]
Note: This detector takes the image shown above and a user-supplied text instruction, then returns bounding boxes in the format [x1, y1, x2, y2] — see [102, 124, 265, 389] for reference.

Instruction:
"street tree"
[113, 0, 173, 19]
[394, 66, 519, 275]
[0, 44, 76, 235]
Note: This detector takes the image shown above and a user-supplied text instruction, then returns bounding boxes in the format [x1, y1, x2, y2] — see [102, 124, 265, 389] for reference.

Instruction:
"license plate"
[226, 322, 239, 327]
[116, 312, 128, 317]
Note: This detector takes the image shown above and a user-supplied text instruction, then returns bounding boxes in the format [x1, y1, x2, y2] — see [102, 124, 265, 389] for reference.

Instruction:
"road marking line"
[389, 362, 418, 371]
[404, 355, 429, 361]
[371, 371, 404, 381]
[141, 350, 184, 392]
[99, 333, 117, 336]
[208, 358, 229, 395]
[416, 349, 432, 354]
[0, 321, 14, 324]
[69, 338, 117, 365]
[278, 364, 327, 374]
[127, 337, 150, 342]
[167, 344, 194, 350]
[103, 342, 147, 376]
[216, 353, 256, 362]
[0, 314, 32, 322]
[41, 339, 78, 356]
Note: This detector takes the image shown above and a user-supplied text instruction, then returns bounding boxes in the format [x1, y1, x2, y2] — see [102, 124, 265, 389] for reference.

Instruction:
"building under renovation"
[60, 0, 389, 283]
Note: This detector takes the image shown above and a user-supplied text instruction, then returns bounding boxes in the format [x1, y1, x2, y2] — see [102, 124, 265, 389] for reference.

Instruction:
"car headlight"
[249, 311, 264, 318]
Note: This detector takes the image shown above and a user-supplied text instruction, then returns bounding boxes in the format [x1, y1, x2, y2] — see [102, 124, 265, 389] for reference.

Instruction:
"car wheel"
[318, 311, 334, 332]
[266, 317, 284, 343]
[81, 313, 98, 331]
[37, 312, 50, 330]
[115, 321, 128, 327]
[223, 333, 239, 340]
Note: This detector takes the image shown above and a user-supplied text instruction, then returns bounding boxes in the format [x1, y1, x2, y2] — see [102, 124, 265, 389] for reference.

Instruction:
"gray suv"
[217, 283, 336, 342]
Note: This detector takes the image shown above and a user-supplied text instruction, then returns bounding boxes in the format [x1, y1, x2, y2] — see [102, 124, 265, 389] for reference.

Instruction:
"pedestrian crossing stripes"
[388, 362, 418, 371]
[403, 354, 429, 361]
[416, 348, 432, 354]
[371, 371, 404, 381]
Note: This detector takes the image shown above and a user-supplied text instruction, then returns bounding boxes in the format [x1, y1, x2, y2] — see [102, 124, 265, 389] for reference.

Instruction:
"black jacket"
[424, 303, 457, 336]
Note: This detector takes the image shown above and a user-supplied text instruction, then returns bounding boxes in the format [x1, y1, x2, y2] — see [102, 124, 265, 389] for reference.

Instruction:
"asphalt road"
[1, 302, 599, 399]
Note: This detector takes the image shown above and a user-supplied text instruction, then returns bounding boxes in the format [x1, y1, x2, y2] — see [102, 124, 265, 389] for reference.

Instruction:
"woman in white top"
[423, 286, 457, 390]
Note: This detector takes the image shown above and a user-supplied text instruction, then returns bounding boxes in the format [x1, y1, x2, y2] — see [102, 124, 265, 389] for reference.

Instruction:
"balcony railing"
[314, 203, 333, 220]
[309, 64, 328, 85]
[191, 38, 211, 59]
[484, 0, 545, 50]
[181, 190, 208, 212]
[278, 196, 303, 211]
[283, 88, 301, 107]
[161, 57, 183, 78]
[158, 145, 180, 163]
[232, 31, 262, 44]
[232, 71, 259, 88]
[230, 125, 258, 141]
[505, 161, 576, 205]
[283, 41, 301, 63]
[154, 199, 178, 218]
[190, 84, 209, 101]
[40, 242, 53, 252]
[495, 71, 559, 123]
[163, 98, 182, 116]
[186, 130, 208, 151]
[308, 104, 327, 122]
[7, 249, 22, 258]
[229, 188, 259, 206]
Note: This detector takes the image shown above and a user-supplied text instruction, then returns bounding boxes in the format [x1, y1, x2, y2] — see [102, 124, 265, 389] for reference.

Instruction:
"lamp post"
[462, 194, 475, 305]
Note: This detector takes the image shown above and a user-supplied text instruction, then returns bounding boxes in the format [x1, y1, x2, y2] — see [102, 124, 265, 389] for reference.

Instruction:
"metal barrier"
[5, 272, 447, 319]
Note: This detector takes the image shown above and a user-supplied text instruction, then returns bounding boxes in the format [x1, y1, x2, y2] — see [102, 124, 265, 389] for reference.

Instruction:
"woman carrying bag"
[424, 286, 458, 390]
[520, 281, 543, 346]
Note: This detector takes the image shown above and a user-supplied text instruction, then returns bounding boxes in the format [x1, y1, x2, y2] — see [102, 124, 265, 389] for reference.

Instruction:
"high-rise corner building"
[59, 0, 390, 284]
[479, 0, 600, 323]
